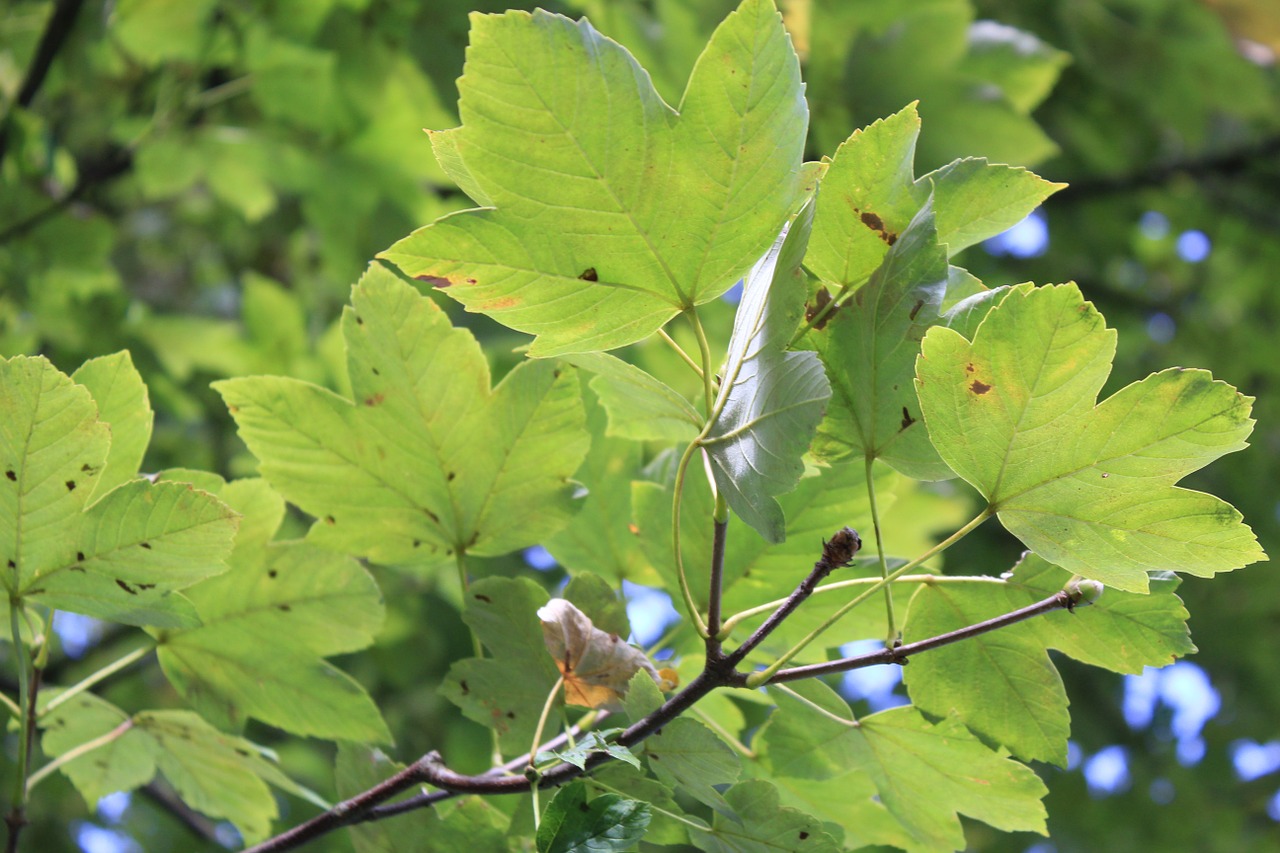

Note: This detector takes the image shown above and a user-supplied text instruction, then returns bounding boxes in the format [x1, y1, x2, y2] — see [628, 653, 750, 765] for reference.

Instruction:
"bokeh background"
[2, 0, 1278, 850]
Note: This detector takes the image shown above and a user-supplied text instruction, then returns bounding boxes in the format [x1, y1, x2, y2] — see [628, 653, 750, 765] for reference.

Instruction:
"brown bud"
[822, 527, 862, 568]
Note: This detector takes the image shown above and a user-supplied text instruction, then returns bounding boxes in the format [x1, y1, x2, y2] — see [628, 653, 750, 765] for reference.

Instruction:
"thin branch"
[724, 528, 861, 668]
[656, 328, 704, 379]
[765, 589, 1075, 684]
[704, 511, 729, 655]
[41, 644, 152, 717]
[0, 0, 87, 168]
[671, 440, 711, 639]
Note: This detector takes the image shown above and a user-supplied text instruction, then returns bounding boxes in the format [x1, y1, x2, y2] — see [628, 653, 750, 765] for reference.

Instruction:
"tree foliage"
[2, 0, 1278, 851]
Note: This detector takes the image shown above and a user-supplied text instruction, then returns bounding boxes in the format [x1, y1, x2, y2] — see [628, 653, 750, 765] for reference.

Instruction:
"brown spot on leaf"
[474, 594, 492, 604]
[6, 560, 14, 570]
[268, 569, 278, 578]
[800, 831, 810, 840]
[970, 380, 992, 395]
[277, 604, 291, 612]
[77, 551, 85, 562]
[371, 367, 380, 376]
[364, 393, 385, 407]
[116, 579, 137, 595]
[505, 711, 516, 719]
[628, 523, 640, 535]
[459, 680, 469, 695]
[446, 472, 456, 481]
[1102, 472, 1110, 478]
[138, 582, 156, 591]
[228, 405, 239, 414]
[578, 267, 598, 281]
[416, 274, 452, 288]
[901, 407, 917, 430]
[806, 287, 837, 330]
[81, 463, 94, 473]
[5, 470, 15, 481]
[140, 542, 151, 550]
[355, 315, 364, 325]
[908, 299, 924, 321]
[858, 210, 898, 244]
[412, 539, 422, 548]
[324, 515, 336, 525]
[65, 480, 76, 491]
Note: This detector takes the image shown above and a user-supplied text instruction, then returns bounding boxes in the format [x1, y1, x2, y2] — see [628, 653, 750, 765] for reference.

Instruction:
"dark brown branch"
[704, 517, 729, 655]
[0, 0, 87, 167]
[724, 527, 861, 668]
[764, 589, 1073, 684]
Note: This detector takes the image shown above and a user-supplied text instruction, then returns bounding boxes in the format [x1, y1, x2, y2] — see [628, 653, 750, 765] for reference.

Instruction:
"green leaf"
[71, 352, 153, 501]
[686, 779, 840, 853]
[704, 202, 831, 543]
[564, 572, 631, 639]
[901, 552, 1196, 765]
[215, 265, 588, 566]
[39, 692, 158, 806]
[537, 781, 651, 853]
[901, 581, 1069, 765]
[135, 710, 280, 844]
[809, 198, 954, 480]
[762, 681, 1046, 853]
[566, 353, 701, 443]
[806, 103, 1061, 291]
[1, 356, 237, 627]
[158, 541, 391, 743]
[643, 716, 739, 814]
[545, 397, 658, 585]
[536, 729, 641, 771]
[443, 577, 562, 753]
[916, 283, 1266, 592]
[381, 0, 807, 355]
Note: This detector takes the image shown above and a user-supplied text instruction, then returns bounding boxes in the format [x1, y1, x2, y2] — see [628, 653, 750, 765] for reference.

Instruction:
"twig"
[704, 512, 729, 655]
[764, 589, 1074, 683]
[724, 527, 861, 668]
[0, 0, 87, 168]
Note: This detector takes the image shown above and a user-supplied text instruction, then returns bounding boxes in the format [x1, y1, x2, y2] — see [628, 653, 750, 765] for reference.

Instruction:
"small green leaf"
[704, 202, 831, 543]
[537, 781, 651, 853]
[809, 198, 954, 480]
[382, 0, 807, 355]
[71, 352, 153, 500]
[1, 355, 237, 626]
[566, 353, 701, 443]
[546, 398, 658, 585]
[536, 729, 641, 771]
[760, 682, 1046, 852]
[807, 103, 1061, 291]
[443, 577, 562, 753]
[686, 779, 840, 853]
[644, 716, 739, 814]
[563, 572, 631, 639]
[901, 581, 1069, 765]
[216, 265, 589, 566]
[135, 710, 279, 844]
[39, 692, 158, 806]
[916, 283, 1266, 592]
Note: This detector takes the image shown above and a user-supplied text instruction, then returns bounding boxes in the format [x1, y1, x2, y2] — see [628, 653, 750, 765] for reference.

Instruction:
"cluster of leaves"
[2, 0, 1276, 852]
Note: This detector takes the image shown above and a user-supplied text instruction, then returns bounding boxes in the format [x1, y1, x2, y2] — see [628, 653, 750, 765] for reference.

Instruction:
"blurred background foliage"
[2, 0, 1279, 850]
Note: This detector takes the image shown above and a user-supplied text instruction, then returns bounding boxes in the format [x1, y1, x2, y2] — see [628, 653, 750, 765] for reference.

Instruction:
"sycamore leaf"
[643, 716, 739, 815]
[916, 283, 1266, 592]
[537, 781, 651, 853]
[703, 202, 831, 543]
[154, 474, 389, 742]
[216, 265, 588, 567]
[586, 763, 693, 847]
[1, 355, 237, 628]
[443, 577, 563, 754]
[809, 197, 953, 480]
[806, 103, 1063, 292]
[902, 552, 1195, 765]
[39, 694, 303, 845]
[381, 0, 808, 356]
[544, 397, 667, 587]
[539, 599, 670, 709]
[70, 352, 153, 501]
[536, 729, 642, 771]
[686, 780, 841, 853]
[760, 681, 1046, 853]
[566, 353, 702, 443]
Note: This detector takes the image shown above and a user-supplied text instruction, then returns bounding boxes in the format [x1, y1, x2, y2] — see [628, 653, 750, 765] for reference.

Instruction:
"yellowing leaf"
[539, 599, 670, 709]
